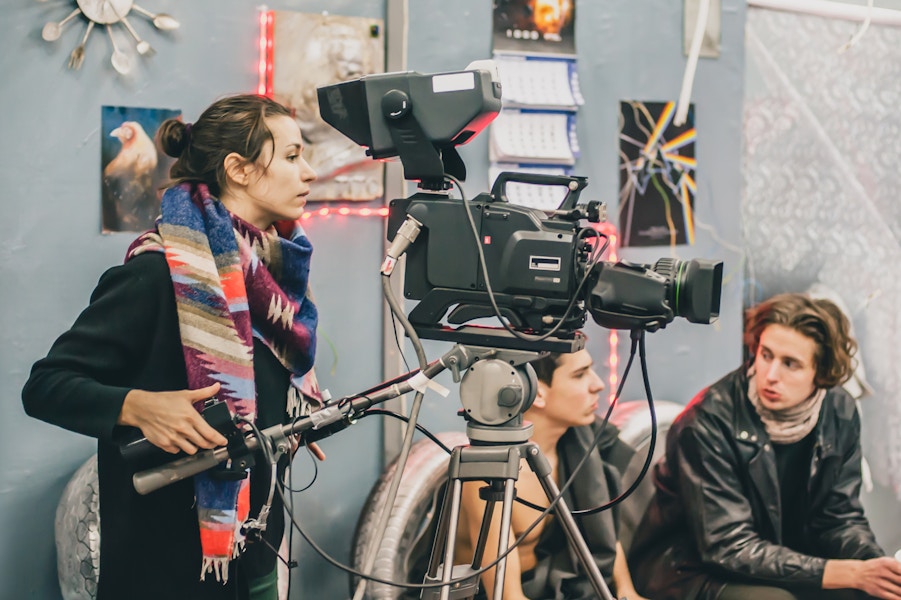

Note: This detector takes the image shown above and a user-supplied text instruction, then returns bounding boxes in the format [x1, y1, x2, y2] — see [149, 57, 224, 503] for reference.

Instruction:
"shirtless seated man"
[455, 346, 647, 600]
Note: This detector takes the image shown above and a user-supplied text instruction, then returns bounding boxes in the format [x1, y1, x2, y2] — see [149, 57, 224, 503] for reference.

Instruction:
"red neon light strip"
[257, 10, 267, 95]
[265, 12, 274, 97]
[258, 10, 274, 97]
[299, 206, 390, 220]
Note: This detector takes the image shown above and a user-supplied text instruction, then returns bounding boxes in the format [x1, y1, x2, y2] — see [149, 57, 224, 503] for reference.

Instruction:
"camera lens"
[652, 258, 723, 324]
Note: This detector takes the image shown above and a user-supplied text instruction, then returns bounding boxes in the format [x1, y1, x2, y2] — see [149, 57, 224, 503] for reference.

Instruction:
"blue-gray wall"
[1, 1, 744, 597]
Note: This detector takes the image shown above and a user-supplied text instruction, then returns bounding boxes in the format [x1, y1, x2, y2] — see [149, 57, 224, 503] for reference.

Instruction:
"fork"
[68, 21, 94, 70]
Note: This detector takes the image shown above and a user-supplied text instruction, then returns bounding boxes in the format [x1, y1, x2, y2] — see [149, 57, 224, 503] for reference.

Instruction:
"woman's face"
[754, 324, 818, 412]
[241, 114, 317, 229]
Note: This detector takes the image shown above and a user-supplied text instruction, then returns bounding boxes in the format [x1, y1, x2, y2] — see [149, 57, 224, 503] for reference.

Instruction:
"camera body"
[388, 191, 587, 335]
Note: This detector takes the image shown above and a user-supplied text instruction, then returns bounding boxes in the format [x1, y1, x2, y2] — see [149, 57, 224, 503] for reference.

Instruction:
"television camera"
[318, 62, 723, 351]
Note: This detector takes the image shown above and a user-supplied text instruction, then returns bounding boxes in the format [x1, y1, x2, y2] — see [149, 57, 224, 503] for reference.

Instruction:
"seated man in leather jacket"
[628, 292, 901, 600]
[455, 346, 647, 600]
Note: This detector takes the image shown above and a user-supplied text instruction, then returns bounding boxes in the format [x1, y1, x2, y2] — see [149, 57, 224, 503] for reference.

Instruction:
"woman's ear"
[223, 152, 252, 187]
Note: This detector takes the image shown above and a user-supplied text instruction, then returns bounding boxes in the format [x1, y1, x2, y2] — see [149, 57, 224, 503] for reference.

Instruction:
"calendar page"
[489, 110, 578, 165]
[495, 55, 583, 110]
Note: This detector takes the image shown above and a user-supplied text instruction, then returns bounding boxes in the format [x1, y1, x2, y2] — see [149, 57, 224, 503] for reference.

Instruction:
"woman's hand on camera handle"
[119, 383, 229, 454]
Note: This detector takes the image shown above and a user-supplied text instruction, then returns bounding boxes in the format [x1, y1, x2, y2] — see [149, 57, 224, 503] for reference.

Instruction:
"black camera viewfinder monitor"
[317, 63, 502, 187]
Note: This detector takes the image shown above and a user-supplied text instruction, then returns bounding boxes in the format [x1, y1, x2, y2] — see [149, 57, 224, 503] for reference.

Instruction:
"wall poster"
[273, 12, 385, 201]
[618, 100, 696, 247]
[493, 0, 576, 56]
[101, 105, 180, 233]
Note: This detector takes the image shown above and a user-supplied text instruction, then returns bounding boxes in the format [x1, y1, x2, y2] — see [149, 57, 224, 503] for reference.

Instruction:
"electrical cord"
[571, 330, 657, 516]
[230, 416, 299, 577]
[280, 442, 320, 493]
[358, 408, 455, 455]
[389, 300, 413, 374]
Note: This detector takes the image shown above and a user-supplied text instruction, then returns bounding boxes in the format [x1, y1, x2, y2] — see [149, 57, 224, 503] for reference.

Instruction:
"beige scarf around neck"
[747, 367, 826, 445]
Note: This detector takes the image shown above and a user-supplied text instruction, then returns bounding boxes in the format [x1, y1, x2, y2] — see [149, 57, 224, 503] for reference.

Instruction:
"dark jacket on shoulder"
[23, 253, 290, 600]
[627, 367, 882, 600]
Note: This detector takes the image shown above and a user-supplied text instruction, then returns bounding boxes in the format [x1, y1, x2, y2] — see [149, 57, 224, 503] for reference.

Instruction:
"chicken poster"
[272, 12, 384, 201]
[101, 105, 180, 233]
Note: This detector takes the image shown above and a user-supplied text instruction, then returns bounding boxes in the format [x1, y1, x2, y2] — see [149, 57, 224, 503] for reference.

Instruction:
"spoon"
[120, 16, 152, 55]
[106, 24, 131, 74]
[68, 21, 94, 70]
[42, 8, 81, 42]
[131, 5, 180, 31]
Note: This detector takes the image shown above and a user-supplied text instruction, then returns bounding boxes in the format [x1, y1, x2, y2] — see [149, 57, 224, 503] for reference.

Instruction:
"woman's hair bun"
[158, 118, 190, 158]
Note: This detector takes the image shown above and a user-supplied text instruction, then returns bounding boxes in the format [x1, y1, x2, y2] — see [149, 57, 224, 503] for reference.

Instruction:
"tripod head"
[454, 347, 541, 445]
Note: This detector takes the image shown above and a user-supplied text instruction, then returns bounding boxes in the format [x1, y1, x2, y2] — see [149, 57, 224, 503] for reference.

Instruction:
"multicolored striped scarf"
[126, 183, 317, 581]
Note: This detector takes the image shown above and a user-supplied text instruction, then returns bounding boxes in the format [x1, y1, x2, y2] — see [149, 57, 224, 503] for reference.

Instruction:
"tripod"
[419, 352, 618, 600]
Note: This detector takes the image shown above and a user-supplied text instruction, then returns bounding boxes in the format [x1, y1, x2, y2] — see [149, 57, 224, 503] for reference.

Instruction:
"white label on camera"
[433, 72, 475, 93]
[530, 256, 561, 271]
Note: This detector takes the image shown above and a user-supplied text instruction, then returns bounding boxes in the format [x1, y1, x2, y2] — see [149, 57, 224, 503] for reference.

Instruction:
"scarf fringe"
[197, 525, 247, 583]
[200, 556, 231, 584]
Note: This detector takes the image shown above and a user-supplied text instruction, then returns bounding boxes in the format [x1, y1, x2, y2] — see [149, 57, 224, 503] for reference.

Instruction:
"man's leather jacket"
[627, 367, 883, 600]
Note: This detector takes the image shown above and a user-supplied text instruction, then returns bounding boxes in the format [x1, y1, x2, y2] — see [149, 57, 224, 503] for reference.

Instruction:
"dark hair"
[531, 352, 564, 385]
[744, 293, 856, 388]
[158, 94, 293, 197]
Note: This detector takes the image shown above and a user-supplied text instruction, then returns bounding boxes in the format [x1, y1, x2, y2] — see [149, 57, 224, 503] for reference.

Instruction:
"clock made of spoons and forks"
[40, 0, 179, 74]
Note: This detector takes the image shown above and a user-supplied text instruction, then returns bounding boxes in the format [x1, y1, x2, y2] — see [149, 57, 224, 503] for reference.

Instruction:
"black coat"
[627, 368, 883, 600]
[23, 253, 292, 600]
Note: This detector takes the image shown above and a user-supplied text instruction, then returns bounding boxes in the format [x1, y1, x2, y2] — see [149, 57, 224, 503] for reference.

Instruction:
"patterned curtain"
[743, 6, 901, 498]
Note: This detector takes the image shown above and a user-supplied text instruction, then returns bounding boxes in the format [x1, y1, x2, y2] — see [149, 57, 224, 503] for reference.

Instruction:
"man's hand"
[289, 435, 326, 461]
[824, 557, 901, 599]
[119, 383, 228, 454]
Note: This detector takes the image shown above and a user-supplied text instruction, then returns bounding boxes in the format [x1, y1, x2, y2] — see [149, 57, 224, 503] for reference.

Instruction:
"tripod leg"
[524, 445, 617, 600]
[422, 472, 481, 600]
[422, 475, 464, 600]
[470, 484, 499, 569]
[426, 475, 457, 581]
[437, 478, 463, 600]
[490, 478, 517, 600]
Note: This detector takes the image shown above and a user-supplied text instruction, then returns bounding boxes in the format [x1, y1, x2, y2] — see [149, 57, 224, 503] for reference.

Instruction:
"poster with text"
[101, 105, 180, 233]
[273, 12, 384, 201]
[493, 0, 576, 56]
[618, 100, 696, 247]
